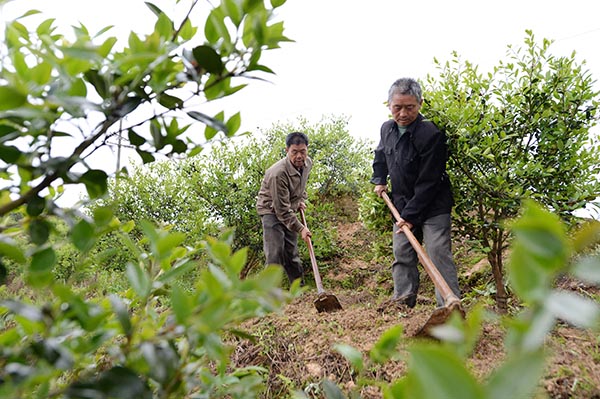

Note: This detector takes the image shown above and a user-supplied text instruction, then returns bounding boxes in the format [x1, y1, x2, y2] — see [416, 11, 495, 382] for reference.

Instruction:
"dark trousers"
[261, 214, 304, 285]
[392, 213, 460, 307]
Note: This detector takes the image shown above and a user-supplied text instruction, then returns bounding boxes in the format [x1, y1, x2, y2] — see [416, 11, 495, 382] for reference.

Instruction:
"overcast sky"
[2, 0, 599, 209]
[4, 0, 599, 145]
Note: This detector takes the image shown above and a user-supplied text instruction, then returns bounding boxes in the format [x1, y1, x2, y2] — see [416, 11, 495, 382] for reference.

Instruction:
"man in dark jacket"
[371, 77, 460, 309]
[257, 132, 312, 286]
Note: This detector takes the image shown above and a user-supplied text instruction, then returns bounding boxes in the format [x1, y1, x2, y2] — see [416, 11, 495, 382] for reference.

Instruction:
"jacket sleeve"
[370, 130, 388, 185]
[270, 172, 304, 233]
[401, 129, 448, 225]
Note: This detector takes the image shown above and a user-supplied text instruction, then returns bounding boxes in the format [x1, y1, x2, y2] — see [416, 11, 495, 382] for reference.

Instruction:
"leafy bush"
[97, 116, 373, 278]
[423, 31, 600, 309]
[1, 218, 299, 398]
[321, 201, 600, 398]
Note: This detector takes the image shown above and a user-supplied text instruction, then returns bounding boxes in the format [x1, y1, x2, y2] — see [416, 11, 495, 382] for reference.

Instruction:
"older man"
[256, 132, 312, 286]
[372, 77, 460, 309]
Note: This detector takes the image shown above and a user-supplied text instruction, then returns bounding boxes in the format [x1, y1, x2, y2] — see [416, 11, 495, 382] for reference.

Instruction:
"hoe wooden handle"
[300, 209, 325, 294]
[381, 192, 459, 306]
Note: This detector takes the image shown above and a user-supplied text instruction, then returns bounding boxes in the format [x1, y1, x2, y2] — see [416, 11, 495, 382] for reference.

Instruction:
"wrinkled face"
[389, 93, 422, 126]
[286, 143, 308, 169]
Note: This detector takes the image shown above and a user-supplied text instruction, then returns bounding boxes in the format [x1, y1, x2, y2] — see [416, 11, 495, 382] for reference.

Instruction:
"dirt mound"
[233, 220, 600, 398]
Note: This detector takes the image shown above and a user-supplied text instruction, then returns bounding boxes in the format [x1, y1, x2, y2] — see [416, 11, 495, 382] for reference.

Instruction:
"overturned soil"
[234, 220, 600, 398]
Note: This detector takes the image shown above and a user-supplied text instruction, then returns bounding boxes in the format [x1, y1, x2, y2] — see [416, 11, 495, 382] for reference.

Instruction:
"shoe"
[396, 294, 417, 308]
[376, 296, 415, 313]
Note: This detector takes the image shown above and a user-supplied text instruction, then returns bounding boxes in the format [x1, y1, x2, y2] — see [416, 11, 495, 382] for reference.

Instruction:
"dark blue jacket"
[371, 114, 453, 226]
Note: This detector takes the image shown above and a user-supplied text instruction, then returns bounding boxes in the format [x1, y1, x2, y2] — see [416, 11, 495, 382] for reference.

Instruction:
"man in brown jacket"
[256, 132, 312, 286]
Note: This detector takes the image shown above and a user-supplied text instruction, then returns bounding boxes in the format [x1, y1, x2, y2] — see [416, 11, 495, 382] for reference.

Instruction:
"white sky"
[3, 0, 599, 144]
[2, 0, 600, 206]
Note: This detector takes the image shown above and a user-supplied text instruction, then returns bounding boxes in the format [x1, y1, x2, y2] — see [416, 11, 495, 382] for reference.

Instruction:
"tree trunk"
[488, 245, 508, 313]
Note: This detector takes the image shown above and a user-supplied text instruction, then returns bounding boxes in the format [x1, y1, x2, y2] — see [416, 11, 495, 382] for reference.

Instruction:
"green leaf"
[188, 111, 228, 135]
[26, 195, 45, 217]
[485, 350, 545, 399]
[409, 345, 484, 399]
[98, 36, 117, 57]
[171, 285, 192, 324]
[0, 145, 22, 163]
[0, 299, 44, 322]
[137, 149, 156, 164]
[0, 326, 20, 346]
[0, 260, 6, 285]
[191, 45, 224, 74]
[126, 262, 151, 299]
[109, 295, 132, 337]
[80, 169, 108, 199]
[225, 112, 242, 137]
[67, 77, 88, 97]
[30, 247, 56, 273]
[229, 247, 248, 275]
[93, 207, 114, 226]
[0, 86, 27, 110]
[83, 69, 109, 99]
[154, 12, 174, 39]
[128, 129, 146, 146]
[71, 219, 95, 252]
[205, 7, 230, 45]
[573, 255, 600, 284]
[571, 220, 600, 253]
[29, 219, 51, 245]
[545, 290, 600, 328]
[369, 324, 403, 364]
[0, 236, 26, 264]
[156, 232, 186, 260]
[224, 0, 242, 27]
[144, 1, 163, 17]
[157, 259, 197, 284]
[322, 378, 346, 399]
[508, 201, 569, 301]
[66, 366, 152, 399]
[31, 62, 53, 85]
[270, 0, 286, 7]
[334, 343, 363, 372]
[157, 93, 183, 110]
[178, 18, 196, 41]
[36, 18, 55, 36]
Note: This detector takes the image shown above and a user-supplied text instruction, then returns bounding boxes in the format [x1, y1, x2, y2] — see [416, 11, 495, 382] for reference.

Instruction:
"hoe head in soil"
[300, 209, 343, 313]
[414, 300, 465, 338]
[314, 292, 343, 313]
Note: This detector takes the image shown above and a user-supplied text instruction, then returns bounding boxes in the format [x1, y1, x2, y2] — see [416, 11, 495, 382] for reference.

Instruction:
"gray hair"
[387, 77, 422, 103]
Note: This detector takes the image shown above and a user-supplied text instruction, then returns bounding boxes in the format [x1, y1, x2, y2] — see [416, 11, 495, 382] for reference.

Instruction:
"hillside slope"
[234, 219, 600, 399]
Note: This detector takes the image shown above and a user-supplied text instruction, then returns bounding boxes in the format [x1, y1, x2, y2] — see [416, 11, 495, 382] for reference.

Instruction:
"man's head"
[285, 132, 309, 169]
[388, 78, 423, 127]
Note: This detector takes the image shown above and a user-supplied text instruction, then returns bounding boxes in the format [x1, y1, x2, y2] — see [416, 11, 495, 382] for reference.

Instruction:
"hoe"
[300, 209, 343, 313]
[381, 192, 464, 337]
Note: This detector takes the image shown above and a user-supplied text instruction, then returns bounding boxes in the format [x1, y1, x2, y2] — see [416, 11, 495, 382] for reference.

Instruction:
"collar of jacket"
[387, 114, 424, 148]
[284, 156, 303, 176]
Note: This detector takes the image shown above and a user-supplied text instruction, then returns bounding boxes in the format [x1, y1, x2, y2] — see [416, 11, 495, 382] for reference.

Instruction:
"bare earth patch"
[233, 220, 600, 398]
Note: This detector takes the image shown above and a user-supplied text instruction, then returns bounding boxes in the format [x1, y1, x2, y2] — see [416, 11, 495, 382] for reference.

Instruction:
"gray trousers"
[392, 213, 460, 307]
[261, 214, 304, 285]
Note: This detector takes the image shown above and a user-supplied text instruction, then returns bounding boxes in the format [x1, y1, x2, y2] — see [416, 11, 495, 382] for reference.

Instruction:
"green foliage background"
[1, 1, 599, 397]
[92, 116, 373, 279]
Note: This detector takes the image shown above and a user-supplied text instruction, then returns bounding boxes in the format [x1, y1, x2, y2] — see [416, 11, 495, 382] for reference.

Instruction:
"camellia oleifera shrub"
[1, 0, 298, 397]
[91, 116, 373, 278]
[321, 201, 600, 398]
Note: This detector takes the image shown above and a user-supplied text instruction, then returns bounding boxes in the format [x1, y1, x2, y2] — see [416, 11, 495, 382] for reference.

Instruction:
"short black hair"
[285, 132, 309, 147]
